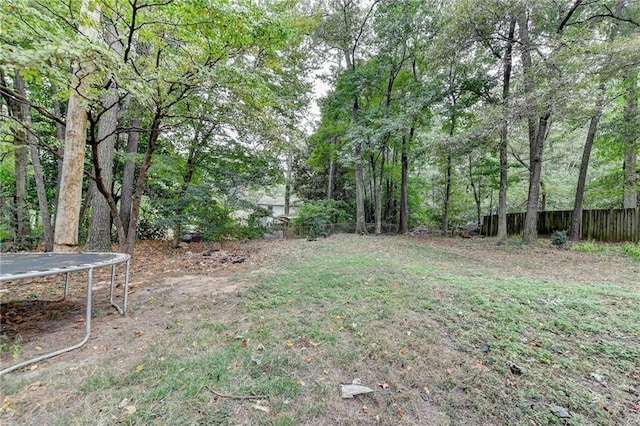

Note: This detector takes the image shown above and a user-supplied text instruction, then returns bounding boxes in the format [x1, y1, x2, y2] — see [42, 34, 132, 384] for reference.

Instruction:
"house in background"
[256, 196, 301, 226]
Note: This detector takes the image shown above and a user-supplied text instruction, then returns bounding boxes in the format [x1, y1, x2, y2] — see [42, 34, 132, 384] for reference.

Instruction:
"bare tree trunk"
[571, 83, 606, 241]
[399, 142, 409, 235]
[120, 113, 139, 235]
[86, 83, 119, 251]
[52, 85, 65, 226]
[353, 98, 367, 234]
[327, 156, 335, 201]
[54, 1, 100, 252]
[121, 112, 162, 254]
[10, 100, 30, 246]
[87, 23, 121, 251]
[374, 147, 385, 235]
[623, 69, 638, 208]
[442, 155, 452, 235]
[497, 18, 515, 244]
[15, 72, 53, 251]
[285, 146, 292, 215]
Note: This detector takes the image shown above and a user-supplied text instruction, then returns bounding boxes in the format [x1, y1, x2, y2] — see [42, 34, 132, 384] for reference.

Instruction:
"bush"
[136, 218, 167, 240]
[550, 230, 569, 248]
[293, 200, 352, 239]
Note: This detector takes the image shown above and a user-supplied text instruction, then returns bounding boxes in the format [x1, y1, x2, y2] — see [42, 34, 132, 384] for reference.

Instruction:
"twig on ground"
[203, 385, 266, 400]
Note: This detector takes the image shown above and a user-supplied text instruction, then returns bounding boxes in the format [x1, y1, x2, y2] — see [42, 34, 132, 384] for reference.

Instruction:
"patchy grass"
[1, 235, 639, 425]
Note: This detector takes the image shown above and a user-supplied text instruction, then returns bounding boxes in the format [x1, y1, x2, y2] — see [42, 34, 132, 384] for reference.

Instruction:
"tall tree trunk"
[51, 85, 65, 226]
[398, 138, 409, 235]
[497, 18, 516, 244]
[9, 95, 30, 247]
[285, 146, 292, 215]
[327, 156, 335, 201]
[171, 144, 198, 248]
[54, 0, 100, 252]
[571, 83, 606, 241]
[86, 84, 119, 251]
[353, 98, 367, 234]
[375, 147, 386, 235]
[121, 111, 162, 254]
[120, 113, 139, 235]
[87, 23, 121, 251]
[15, 72, 53, 251]
[519, 11, 545, 244]
[442, 155, 452, 235]
[623, 69, 638, 208]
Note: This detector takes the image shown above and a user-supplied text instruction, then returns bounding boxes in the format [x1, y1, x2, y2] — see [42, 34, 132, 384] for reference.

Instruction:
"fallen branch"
[204, 386, 266, 400]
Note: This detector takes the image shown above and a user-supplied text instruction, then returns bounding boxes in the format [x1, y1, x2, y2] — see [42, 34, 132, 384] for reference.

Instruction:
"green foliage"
[621, 243, 640, 261]
[292, 200, 352, 239]
[550, 230, 569, 248]
[136, 217, 168, 241]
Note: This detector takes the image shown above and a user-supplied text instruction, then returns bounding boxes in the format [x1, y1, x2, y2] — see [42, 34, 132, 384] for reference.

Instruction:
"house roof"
[257, 196, 301, 207]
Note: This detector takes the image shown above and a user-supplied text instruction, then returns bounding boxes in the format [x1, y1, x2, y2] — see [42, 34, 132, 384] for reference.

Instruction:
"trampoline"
[0, 252, 130, 375]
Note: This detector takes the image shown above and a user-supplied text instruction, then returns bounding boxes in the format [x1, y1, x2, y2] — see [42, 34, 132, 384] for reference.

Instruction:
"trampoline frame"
[0, 252, 130, 375]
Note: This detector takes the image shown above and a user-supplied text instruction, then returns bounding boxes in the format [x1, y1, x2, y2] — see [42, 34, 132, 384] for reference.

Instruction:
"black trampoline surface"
[0, 252, 130, 281]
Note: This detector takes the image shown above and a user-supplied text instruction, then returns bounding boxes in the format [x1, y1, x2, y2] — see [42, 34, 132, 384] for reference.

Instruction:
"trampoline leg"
[63, 272, 70, 299]
[109, 259, 129, 316]
[0, 268, 93, 376]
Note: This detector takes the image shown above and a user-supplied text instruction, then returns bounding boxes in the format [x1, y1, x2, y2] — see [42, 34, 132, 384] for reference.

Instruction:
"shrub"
[550, 230, 569, 248]
[293, 200, 352, 239]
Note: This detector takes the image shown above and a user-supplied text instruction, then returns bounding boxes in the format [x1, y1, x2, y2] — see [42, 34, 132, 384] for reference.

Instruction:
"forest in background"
[1, 0, 639, 254]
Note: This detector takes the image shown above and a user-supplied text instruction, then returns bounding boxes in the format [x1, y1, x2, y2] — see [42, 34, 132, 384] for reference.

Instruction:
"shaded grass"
[1, 235, 638, 425]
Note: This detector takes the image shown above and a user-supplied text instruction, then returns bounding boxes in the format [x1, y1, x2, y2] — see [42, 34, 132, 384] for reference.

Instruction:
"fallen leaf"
[118, 398, 130, 409]
[378, 383, 389, 389]
[285, 341, 294, 349]
[361, 405, 368, 413]
[28, 381, 42, 391]
[397, 407, 404, 419]
[251, 355, 262, 365]
[253, 404, 270, 413]
[134, 330, 144, 337]
[135, 364, 145, 372]
[242, 339, 248, 347]
[123, 405, 136, 416]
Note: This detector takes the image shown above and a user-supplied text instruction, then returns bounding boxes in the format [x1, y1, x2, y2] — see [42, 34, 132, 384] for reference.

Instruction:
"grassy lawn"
[1, 235, 639, 425]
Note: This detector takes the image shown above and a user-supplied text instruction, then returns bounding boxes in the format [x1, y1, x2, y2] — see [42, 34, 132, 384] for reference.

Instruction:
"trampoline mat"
[1, 253, 129, 281]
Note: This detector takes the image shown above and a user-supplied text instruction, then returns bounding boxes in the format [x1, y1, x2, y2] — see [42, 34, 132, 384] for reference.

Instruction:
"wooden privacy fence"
[482, 208, 640, 242]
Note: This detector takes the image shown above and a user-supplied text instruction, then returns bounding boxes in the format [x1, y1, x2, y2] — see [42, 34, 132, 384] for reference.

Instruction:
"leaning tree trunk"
[54, 1, 100, 252]
[15, 71, 53, 251]
[571, 84, 606, 241]
[623, 69, 638, 208]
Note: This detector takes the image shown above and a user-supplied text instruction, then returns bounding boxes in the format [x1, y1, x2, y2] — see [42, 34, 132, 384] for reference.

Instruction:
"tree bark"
[87, 23, 121, 251]
[54, 1, 100, 252]
[9, 94, 31, 246]
[623, 69, 638, 208]
[86, 84, 119, 251]
[571, 83, 606, 241]
[120, 113, 139, 235]
[442, 155, 452, 235]
[496, 18, 516, 244]
[353, 97, 367, 234]
[398, 137, 409, 235]
[15, 72, 54, 251]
